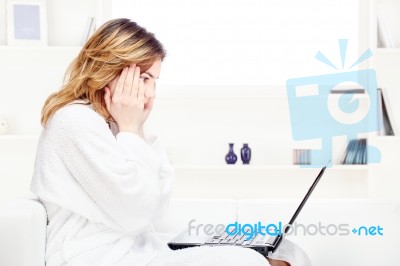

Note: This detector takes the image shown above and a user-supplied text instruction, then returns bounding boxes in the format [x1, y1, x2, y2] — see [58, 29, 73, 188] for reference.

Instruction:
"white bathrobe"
[31, 101, 312, 266]
[30, 101, 176, 266]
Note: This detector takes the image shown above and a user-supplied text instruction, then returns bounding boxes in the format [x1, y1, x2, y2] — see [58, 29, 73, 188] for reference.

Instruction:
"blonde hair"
[41, 18, 166, 125]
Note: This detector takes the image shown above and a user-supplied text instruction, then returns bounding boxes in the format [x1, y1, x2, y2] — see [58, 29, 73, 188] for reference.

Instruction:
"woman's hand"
[141, 97, 154, 125]
[267, 258, 290, 266]
[104, 64, 145, 135]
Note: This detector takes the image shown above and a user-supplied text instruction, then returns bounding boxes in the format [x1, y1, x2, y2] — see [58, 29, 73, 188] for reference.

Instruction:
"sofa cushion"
[0, 197, 47, 266]
[237, 199, 400, 266]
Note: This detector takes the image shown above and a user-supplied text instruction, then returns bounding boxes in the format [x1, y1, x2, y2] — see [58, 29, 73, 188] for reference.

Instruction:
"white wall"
[0, 47, 79, 135]
[112, 0, 360, 86]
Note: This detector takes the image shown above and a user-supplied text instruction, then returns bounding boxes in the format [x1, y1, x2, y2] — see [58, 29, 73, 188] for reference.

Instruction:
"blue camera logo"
[286, 40, 381, 167]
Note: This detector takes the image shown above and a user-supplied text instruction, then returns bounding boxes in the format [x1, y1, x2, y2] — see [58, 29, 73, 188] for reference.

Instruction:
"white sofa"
[0, 197, 47, 266]
[0, 197, 399, 266]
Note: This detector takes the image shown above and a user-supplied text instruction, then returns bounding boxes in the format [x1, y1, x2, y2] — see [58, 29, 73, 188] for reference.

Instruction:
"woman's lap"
[147, 245, 270, 266]
[145, 238, 312, 266]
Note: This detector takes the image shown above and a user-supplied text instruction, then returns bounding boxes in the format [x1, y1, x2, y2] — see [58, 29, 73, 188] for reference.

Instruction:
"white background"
[112, 0, 360, 86]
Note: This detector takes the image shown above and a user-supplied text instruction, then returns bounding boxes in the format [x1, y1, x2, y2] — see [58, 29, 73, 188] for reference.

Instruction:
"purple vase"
[225, 143, 237, 164]
[240, 143, 251, 164]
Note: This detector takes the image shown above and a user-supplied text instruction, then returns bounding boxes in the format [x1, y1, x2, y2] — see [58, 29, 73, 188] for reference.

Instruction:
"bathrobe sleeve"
[47, 104, 175, 234]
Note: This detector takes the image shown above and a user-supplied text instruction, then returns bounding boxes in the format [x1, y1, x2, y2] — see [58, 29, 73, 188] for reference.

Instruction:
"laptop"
[168, 166, 327, 257]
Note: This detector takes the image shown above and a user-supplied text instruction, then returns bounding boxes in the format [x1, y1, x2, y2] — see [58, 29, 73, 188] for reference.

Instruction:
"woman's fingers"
[137, 77, 145, 105]
[123, 64, 136, 97]
[114, 66, 129, 98]
[104, 86, 111, 112]
[132, 66, 141, 97]
[112, 64, 144, 106]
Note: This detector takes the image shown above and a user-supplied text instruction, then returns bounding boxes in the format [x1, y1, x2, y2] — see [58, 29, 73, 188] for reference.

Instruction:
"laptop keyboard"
[205, 227, 271, 246]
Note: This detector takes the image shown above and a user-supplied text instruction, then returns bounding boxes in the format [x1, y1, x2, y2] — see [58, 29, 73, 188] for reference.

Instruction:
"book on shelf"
[81, 17, 96, 45]
[341, 138, 367, 165]
[330, 83, 365, 94]
[377, 88, 398, 136]
[330, 88, 365, 94]
[377, 8, 395, 48]
[293, 149, 311, 165]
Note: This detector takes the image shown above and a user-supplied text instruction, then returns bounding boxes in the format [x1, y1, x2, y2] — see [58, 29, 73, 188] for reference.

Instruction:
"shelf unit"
[0, 0, 87, 203]
[0, 134, 38, 141]
[359, 0, 400, 200]
[369, 0, 400, 71]
[372, 0, 400, 49]
[0, 1, 399, 202]
[0, 45, 81, 135]
[371, 1, 400, 158]
[173, 164, 369, 171]
[0, 0, 112, 47]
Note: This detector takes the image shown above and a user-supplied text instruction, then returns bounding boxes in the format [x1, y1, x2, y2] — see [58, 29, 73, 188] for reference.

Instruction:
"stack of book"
[293, 149, 311, 165]
[377, 8, 395, 48]
[341, 139, 367, 165]
[81, 17, 96, 45]
[377, 88, 397, 136]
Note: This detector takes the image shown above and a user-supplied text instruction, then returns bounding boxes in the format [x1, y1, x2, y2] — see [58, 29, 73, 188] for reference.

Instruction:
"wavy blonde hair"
[41, 18, 166, 125]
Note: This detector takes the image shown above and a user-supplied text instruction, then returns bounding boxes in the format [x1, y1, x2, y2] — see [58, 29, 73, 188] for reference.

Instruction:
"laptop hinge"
[270, 234, 283, 253]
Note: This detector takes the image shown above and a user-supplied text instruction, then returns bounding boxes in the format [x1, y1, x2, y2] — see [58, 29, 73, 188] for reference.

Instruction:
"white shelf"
[375, 48, 400, 54]
[173, 164, 369, 171]
[0, 135, 38, 141]
[0, 0, 111, 47]
[0, 45, 81, 52]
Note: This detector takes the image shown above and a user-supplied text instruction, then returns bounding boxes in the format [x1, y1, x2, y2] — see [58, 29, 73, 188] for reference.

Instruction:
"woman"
[30, 18, 307, 266]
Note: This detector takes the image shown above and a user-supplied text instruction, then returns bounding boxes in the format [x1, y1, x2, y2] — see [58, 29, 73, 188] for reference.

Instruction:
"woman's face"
[107, 59, 161, 104]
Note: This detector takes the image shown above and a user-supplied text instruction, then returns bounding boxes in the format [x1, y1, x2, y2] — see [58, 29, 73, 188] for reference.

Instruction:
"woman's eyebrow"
[144, 72, 159, 79]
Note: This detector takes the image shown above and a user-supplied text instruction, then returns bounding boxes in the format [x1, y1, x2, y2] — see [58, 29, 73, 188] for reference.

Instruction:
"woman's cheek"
[145, 87, 155, 99]
[144, 89, 152, 104]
